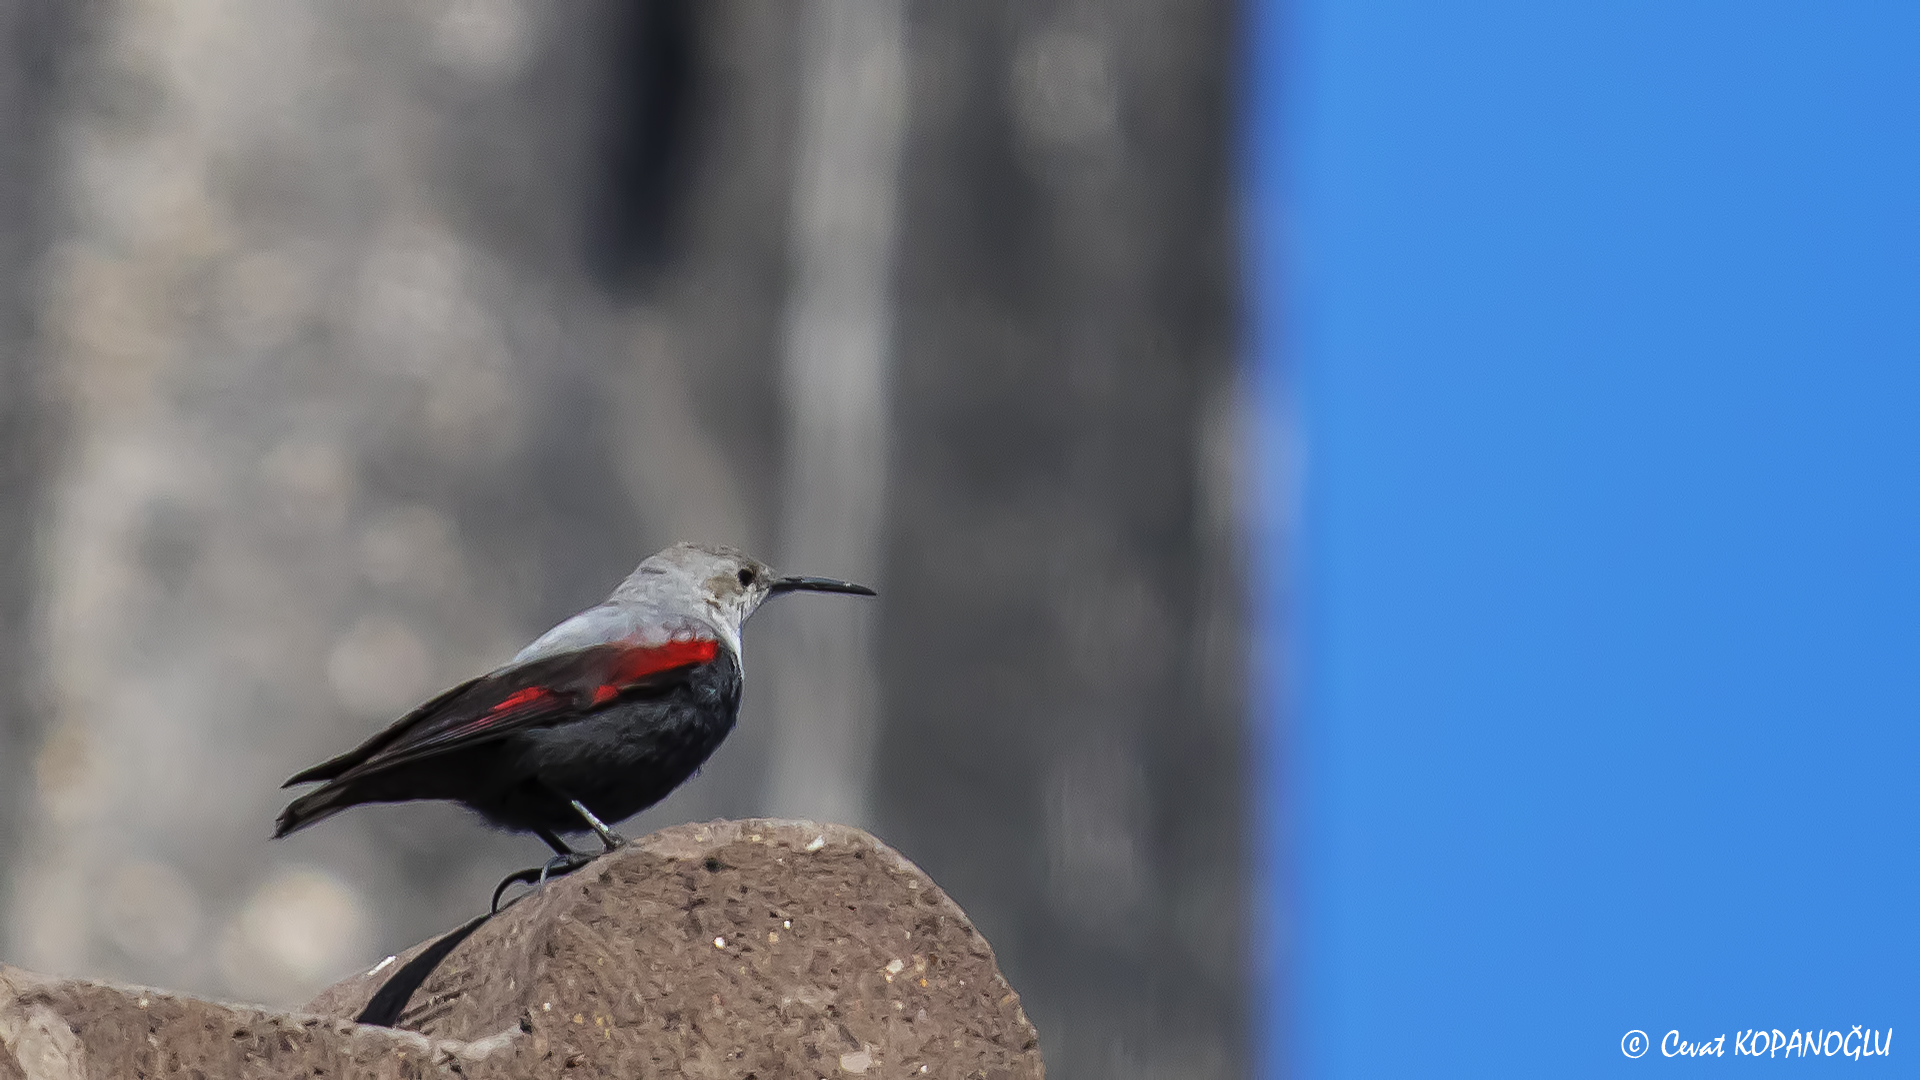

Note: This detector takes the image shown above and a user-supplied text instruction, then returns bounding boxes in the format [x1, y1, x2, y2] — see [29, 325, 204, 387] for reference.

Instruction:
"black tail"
[273, 782, 358, 838]
[282, 753, 358, 788]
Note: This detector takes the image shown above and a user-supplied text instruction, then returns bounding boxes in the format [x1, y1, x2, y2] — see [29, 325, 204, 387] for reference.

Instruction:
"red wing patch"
[606, 638, 720, 683]
[319, 635, 723, 779]
[488, 686, 554, 715]
[585, 638, 719, 709]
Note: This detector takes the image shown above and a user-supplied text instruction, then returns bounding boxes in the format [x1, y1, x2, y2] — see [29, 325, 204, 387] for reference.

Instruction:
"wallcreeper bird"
[275, 542, 874, 874]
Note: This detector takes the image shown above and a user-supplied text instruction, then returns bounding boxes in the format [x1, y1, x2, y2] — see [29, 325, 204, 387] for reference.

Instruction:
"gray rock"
[0, 819, 1043, 1079]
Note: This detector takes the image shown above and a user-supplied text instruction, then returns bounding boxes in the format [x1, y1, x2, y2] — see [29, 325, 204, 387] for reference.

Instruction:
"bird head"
[615, 541, 875, 643]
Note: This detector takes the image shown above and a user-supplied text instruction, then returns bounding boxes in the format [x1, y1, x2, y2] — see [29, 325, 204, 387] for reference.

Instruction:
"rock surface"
[0, 820, 1043, 1078]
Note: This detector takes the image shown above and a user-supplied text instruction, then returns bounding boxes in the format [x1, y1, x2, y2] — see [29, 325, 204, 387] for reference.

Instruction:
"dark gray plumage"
[275, 542, 874, 849]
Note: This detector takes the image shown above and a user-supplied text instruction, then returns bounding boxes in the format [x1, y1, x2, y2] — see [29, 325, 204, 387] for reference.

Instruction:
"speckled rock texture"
[0, 820, 1044, 1079]
[0, 964, 513, 1079]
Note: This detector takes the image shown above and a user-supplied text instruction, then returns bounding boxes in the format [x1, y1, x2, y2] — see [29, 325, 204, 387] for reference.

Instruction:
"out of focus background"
[8, 3, 1914, 1078]
[0, 2, 1247, 1077]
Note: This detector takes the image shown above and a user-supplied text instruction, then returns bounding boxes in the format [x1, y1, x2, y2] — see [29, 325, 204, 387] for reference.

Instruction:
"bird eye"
[737, 568, 757, 587]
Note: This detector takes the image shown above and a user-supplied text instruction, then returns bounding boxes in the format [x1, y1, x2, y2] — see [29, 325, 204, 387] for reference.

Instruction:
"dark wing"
[282, 674, 486, 786]
[281, 636, 719, 788]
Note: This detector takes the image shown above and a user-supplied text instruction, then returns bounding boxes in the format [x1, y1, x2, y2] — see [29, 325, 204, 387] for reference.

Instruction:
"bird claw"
[540, 850, 598, 882]
[490, 849, 605, 913]
[490, 867, 542, 913]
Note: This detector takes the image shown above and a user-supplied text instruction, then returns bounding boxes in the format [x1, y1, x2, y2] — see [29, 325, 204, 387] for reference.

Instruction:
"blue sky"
[1254, 3, 1920, 1075]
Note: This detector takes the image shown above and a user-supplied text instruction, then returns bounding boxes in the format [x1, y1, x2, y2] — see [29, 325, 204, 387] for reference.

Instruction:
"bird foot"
[540, 849, 599, 882]
[490, 867, 540, 912]
[490, 849, 606, 913]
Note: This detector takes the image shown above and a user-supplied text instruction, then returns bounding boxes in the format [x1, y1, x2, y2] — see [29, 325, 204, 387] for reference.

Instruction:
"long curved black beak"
[771, 575, 877, 597]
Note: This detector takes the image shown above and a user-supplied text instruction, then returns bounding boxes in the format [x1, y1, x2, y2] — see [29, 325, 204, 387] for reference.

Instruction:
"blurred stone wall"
[0, 2, 1247, 1078]
[4, 0, 798, 1006]
[0, 0, 65, 956]
[879, 2, 1248, 1076]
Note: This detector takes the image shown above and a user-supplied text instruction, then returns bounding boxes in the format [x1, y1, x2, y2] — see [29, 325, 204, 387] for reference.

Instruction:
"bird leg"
[525, 779, 628, 852]
[567, 799, 626, 852]
[490, 787, 625, 911]
[529, 799, 619, 888]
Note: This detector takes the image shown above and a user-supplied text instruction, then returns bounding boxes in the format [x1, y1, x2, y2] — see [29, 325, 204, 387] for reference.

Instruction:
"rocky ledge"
[0, 820, 1044, 1079]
